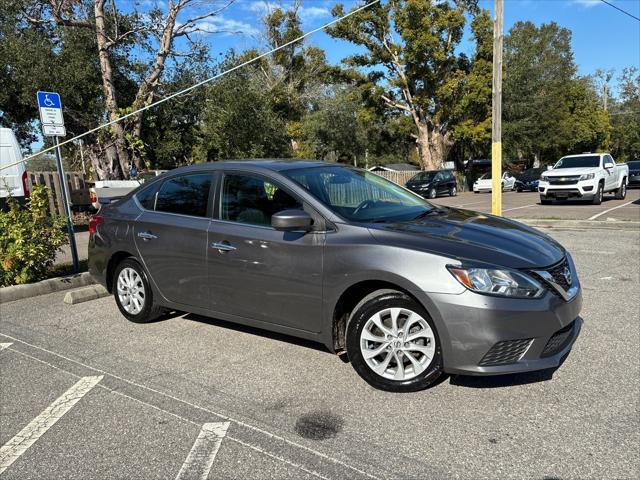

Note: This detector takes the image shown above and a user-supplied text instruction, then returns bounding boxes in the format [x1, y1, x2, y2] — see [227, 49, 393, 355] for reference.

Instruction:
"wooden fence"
[371, 170, 417, 186]
[28, 171, 90, 215]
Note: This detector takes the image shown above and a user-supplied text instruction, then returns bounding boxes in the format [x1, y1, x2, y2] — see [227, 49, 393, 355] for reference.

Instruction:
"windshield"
[627, 160, 640, 169]
[284, 166, 434, 223]
[520, 168, 543, 180]
[479, 172, 491, 180]
[554, 156, 600, 169]
[409, 171, 437, 182]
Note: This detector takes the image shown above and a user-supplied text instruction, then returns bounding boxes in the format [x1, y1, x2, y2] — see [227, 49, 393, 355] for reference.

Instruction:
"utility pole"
[491, 0, 504, 216]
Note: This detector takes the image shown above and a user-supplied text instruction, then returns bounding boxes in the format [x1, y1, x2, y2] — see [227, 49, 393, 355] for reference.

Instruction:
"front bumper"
[538, 179, 597, 199]
[418, 285, 582, 376]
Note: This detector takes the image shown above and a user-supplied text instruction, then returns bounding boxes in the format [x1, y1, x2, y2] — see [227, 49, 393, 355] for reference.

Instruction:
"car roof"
[561, 153, 607, 158]
[164, 159, 332, 175]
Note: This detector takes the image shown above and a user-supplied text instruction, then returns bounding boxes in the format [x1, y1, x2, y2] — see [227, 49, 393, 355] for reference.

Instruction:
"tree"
[327, 0, 485, 170]
[197, 53, 290, 161]
[20, 0, 234, 179]
[610, 67, 640, 161]
[503, 21, 613, 164]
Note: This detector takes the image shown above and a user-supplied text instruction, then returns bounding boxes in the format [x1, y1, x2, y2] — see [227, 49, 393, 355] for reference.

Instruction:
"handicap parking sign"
[37, 91, 65, 135]
[37, 91, 62, 109]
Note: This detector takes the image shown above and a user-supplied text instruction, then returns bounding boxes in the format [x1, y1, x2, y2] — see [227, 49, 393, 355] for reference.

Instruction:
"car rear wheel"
[346, 291, 443, 392]
[113, 258, 164, 323]
[615, 181, 627, 200]
[592, 183, 603, 205]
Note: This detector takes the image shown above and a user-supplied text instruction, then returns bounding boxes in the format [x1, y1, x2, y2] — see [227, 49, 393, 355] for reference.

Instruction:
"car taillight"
[89, 215, 103, 234]
[22, 171, 30, 198]
[90, 190, 97, 203]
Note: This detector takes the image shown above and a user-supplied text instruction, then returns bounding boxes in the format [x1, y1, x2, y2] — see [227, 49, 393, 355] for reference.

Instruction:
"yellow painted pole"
[491, 0, 504, 216]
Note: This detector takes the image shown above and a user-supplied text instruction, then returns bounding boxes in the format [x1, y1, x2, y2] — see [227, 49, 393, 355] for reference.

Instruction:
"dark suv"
[405, 170, 457, 199]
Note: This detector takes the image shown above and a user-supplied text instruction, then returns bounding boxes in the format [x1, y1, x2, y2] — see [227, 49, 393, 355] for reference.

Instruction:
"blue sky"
[166, 0, 639, 90]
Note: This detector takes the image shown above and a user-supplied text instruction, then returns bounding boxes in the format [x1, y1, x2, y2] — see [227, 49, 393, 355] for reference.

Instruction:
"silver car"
[89, 161, 582, 392]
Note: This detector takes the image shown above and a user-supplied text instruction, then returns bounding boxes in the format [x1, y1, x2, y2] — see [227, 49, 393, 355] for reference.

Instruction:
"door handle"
[138, 231, 158, 240]
[211, 241, 236, 252]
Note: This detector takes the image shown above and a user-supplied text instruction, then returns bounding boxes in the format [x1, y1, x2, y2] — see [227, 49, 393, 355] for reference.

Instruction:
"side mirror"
[547, 165, 553, 171]
[272, 209, 313, 232]
[604, 162, 614, 169]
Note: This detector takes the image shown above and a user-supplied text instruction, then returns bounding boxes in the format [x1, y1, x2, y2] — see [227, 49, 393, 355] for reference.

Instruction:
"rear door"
[207, 171, 324, 333]
[134, 172, 214, 307]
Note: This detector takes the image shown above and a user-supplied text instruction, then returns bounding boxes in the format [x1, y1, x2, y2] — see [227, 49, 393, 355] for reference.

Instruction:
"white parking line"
[448, 200, 487, 207]
[588, 200, 635, 220]
[0, 375, 102, 475]
[0, 343, 12, 352]
[0, 333, 380, 480]
[503, 204, 537, 212]
[176, 422, 230, 480]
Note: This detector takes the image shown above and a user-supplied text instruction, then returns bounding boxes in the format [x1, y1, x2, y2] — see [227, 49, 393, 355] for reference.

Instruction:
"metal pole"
[54, 136, 79, 272]
[491, 0, 504, 216]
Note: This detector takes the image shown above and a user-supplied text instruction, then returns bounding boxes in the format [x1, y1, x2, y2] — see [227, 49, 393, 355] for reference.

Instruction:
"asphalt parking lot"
[431, 187, 640, 222]
[1, 226, 638, 479]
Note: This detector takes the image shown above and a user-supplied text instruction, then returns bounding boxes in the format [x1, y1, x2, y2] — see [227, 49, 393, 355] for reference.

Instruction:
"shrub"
[0, 185, 68, 286]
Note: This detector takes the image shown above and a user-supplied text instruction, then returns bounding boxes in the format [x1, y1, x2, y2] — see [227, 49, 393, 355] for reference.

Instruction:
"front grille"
[547, 257, 571, 291]
[548, 176, 580, 185]
[541, 320, 576, 357]
[478, 338, 533, 366]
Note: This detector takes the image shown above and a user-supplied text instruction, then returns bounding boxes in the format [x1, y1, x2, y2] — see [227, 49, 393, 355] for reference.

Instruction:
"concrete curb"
[0, 272, 96, 304]
[64, 285, 109, 305]
[516, 218, 640, 230]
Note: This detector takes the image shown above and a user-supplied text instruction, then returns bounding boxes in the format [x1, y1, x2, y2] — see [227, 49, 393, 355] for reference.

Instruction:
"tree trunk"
[94, 0, 128, 179]
[415, 122, 439, 170]
[429, 127, 453, 170]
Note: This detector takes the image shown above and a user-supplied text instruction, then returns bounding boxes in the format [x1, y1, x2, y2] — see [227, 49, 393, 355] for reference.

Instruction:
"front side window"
[155, 173, 212, 217]
[221, 173, 302, 226]
[284, 166, 433, 223]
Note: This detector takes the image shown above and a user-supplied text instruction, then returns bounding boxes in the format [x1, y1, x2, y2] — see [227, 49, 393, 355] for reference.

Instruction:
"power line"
[599, 0, 640, 22]
[1, 0, 381, 172]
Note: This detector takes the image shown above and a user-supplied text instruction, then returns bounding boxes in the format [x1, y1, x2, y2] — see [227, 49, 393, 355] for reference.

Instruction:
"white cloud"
[570, 0, 602, 7]
[192, 17, 260, 36]
[299, 6, 330, 21]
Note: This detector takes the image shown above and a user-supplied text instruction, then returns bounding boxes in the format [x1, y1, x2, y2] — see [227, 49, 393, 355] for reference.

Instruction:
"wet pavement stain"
[294, 411, 344, 440]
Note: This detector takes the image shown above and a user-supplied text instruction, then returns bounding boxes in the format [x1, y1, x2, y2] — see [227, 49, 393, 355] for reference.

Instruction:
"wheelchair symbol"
[43, 94, 55, 107]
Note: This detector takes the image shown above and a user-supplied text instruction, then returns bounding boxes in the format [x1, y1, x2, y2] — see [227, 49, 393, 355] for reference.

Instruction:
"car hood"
[545, 167, 598, 176]
[366, 207, 565, 269]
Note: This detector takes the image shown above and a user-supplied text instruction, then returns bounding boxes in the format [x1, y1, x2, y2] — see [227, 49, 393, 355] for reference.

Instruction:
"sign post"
[37, 91, 79, 273]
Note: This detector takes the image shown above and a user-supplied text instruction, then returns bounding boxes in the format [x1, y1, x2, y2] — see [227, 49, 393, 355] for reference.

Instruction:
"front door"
[134, 172, 213, 307]
[603, 155, 616, 191]
[207, 172, 324, 333]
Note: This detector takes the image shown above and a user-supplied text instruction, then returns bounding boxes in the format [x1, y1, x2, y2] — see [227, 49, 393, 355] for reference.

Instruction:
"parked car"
[473, 171, 516, 193]
[538, 153, 628, 205]
[89, 161, 582, 392]
[0, 128, 29, 211]
[405, 170, 457, 198]
[627, 160, 640, 187]
[514, 168, 544, 192]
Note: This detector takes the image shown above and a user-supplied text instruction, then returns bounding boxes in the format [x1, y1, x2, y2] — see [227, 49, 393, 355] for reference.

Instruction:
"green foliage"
[0, 185, 67, 286]
[610, 68, 640, 161]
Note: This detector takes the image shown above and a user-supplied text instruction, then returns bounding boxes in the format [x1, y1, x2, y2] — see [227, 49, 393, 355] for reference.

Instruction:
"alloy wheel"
[360, 307, 436, 381]
[117, 267, 146, 315]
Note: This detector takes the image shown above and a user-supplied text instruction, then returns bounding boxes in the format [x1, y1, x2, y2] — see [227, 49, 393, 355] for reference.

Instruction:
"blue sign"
[37, 91, 62, 109]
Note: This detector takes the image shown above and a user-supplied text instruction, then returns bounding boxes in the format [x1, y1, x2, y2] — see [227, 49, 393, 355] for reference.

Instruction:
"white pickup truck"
[538, 153, 628, 205]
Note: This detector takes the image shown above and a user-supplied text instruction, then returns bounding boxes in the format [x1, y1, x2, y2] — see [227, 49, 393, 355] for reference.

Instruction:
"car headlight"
[447, 266, 545, 298]
[579, 173, 595, 181]
[540, 174, 548, 181]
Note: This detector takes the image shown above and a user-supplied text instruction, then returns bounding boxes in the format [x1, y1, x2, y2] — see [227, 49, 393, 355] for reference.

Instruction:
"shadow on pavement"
[182, 312, 331, 354]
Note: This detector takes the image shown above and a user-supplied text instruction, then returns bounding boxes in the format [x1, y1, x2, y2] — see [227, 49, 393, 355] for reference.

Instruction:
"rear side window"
[156, 173, 212, 217]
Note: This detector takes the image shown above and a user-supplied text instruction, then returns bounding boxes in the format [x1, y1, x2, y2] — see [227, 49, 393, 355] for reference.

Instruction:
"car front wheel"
[449, 186, 457, 196]
[113, 258, 164, 323]
[592, 183, 603, 205]
[346, 291, 443, 392]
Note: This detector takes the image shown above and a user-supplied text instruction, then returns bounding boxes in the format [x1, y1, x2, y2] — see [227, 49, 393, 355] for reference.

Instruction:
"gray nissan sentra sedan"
[88, 160, 582, 392]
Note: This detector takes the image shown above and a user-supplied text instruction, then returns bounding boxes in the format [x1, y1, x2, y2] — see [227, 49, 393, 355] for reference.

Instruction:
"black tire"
[615, 180, 627, 200]
[516, 187, 522, 192]
[449, 186, 457, 196]
[428, 188, 437, 199]
[346, 291, 443, 392]
[113, 258, 164, 323]
[540, 196, 552, 205]
[592, 183, 603, 205]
